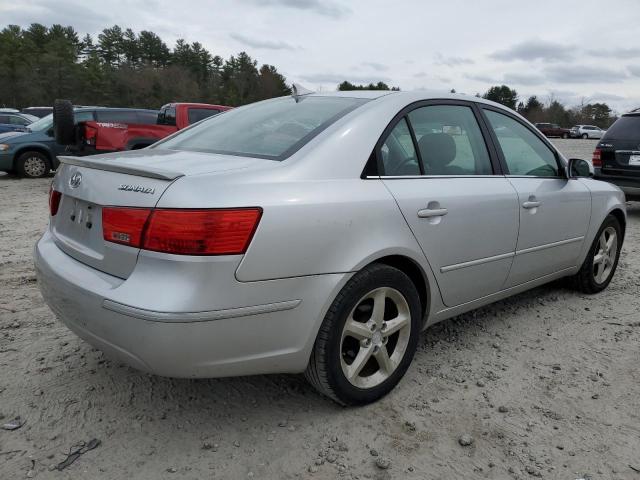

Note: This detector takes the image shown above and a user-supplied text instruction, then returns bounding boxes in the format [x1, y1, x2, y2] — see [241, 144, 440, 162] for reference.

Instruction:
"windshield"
[604, 115, 639, 141]
[154, 96, 368, 160]
[27, 113, 53, 132]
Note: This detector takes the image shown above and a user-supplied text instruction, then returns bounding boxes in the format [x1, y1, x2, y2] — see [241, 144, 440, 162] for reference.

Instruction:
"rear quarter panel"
[157, 174, 431, 283]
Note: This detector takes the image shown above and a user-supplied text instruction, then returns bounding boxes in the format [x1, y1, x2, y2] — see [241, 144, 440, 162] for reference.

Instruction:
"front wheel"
[15, 151, 50, 178]
[305, 264, 421, 405]
[581, 133, 589, 139]
[562, 132, 569, 139]
[572, 215, 622, 293]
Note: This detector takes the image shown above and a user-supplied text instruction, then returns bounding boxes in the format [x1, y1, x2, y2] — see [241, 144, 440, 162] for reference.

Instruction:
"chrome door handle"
[417, 207, 448, 218]
[522, 201, 540, 209]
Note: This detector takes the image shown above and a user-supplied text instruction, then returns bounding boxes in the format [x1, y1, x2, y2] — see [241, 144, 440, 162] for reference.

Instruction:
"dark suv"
[0, 107, 157, 178]
[593, 110, 640, 200]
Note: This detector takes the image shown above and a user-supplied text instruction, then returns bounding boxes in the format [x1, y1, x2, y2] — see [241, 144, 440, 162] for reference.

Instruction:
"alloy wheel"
[23, 156, 47, 177]
[340, 287, 411, 389]
[593, 226, 618, 284]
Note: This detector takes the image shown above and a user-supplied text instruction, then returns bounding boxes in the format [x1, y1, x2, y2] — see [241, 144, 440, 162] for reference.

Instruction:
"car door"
[380, 101, 520, 307]
[481, 107, 591, 288]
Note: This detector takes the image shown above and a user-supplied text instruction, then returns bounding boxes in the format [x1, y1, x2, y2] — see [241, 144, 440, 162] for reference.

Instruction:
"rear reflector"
[49, 188, 62, 216]
[592, 149, 602, 167]
[101, 207, 262, 255]
[102, 208, 151, 248]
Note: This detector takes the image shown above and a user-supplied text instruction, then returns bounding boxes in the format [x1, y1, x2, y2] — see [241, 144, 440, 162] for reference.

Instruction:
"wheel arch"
[609, 208, 626, 239]
[365, 254, 430, 324]
[13, 145, 53, 170]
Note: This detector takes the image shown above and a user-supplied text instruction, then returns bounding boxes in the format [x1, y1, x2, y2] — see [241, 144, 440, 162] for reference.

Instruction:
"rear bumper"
[34, 229, 349, 378]
[594, 170, 640, 200]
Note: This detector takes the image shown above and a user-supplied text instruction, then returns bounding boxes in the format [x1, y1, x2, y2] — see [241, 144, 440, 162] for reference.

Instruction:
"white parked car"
[570, 125, 605, 139]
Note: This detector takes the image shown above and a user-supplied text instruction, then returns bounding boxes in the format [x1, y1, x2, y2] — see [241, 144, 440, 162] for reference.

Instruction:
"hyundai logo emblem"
[69, 172, 82, 188]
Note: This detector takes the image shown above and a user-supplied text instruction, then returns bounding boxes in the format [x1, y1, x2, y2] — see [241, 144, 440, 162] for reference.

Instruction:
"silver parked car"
[35, 90, 626, 405]
[571, 124, 606, 139]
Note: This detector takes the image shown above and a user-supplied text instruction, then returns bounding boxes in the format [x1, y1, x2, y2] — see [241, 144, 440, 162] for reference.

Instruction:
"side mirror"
[46, 127, 54, 137]
[567, 158, 593, 178]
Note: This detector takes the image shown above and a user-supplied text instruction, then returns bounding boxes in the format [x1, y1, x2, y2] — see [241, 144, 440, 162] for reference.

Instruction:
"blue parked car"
[0, 107, 158, 178]
[0, 110, 38, 134]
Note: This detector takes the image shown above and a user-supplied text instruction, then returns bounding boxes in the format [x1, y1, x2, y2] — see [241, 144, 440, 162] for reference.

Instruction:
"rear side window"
[408, 105, 492, 175]
[0, 115, 9, 124]
[484, 109, 558, 177]
[96, 110, 139, 124]
[604, 116, 640, 140]
[381, 118, 420, 175]
[188, 108, 220, 124]
[156, 96, 368, 160]
[136, 111, 159, 125]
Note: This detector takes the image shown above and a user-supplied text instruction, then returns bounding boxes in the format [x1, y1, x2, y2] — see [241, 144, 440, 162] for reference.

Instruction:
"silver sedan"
[35, 90, 626, 405]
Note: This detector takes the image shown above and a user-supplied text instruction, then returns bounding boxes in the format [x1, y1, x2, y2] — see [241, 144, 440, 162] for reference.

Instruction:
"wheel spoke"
[374, 346, 394, 375]
[593, 253, 604, 265]
[595, 261, 605, 282]
[371, 289, 386, 328]
[606, 235, 615, 252]
[344, 318, 373, 340]
[600, 233, 609, 251]
[383, 314, 409, 336]
[346, 345, 373, 380]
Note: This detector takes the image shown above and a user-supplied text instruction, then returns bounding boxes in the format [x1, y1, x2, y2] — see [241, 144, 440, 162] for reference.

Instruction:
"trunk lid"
[51, 149, 272, 278]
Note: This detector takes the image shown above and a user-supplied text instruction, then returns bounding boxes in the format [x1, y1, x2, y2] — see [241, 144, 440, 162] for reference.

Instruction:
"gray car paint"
[35, 90, 626, 378]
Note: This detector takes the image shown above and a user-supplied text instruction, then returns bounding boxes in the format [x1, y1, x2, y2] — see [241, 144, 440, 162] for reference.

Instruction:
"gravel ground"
[1, 139, 639, 479]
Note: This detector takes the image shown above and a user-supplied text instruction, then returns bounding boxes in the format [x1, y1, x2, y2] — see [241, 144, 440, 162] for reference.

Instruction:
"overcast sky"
[2, 0, 640, 112]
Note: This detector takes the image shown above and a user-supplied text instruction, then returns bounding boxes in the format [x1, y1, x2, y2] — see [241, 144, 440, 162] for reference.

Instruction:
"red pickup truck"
[53, 101, 232, 154]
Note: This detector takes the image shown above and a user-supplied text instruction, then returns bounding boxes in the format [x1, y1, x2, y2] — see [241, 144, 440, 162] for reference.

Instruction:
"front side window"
[158, 105, 177, 126]
[484, 109, 559, 177]
[156, 96, 368, 160]
[408, 105, 493, 175]
[9, 115, 29, 125]
[380, 118, 420, 175]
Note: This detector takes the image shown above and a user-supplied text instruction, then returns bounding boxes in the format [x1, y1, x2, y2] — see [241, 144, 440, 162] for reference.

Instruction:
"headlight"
[0, 144, 10, 151]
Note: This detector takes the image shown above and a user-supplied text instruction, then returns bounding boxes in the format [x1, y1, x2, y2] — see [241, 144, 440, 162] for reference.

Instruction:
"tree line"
[481, 85, 616, 128]
[0, 24, 291, 109]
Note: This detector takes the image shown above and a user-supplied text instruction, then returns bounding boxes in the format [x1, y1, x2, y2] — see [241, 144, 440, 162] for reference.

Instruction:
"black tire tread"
[304, 263, 419, 405]
[572, 215, 621, 294]
[53, 99, 75, 145]
[15, 151, 49, 178]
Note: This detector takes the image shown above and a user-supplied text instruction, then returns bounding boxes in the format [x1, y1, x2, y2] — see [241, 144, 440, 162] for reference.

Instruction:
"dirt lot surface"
[1, 139, 639, 479]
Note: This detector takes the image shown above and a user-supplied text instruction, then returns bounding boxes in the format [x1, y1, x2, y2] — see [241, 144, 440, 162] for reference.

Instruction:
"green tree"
[482, 85, 518, 110]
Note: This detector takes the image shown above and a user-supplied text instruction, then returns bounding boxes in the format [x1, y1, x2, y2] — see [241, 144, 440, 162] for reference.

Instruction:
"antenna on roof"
[291, 83, 315, 103]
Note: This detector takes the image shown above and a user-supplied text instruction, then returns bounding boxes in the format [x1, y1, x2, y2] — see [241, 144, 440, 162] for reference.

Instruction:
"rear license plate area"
[629, 155, 640, 166]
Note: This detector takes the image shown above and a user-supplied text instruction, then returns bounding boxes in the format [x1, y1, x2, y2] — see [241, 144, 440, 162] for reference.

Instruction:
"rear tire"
[572, 215, 622, 294]
[305, 264, 421, 405]
[562, 133, 569, 139]
[53, 99, 76, 145]
[15, 151, 50, 178]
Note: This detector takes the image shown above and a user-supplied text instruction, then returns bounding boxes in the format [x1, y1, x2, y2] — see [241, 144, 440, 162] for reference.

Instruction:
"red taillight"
[592, 148, 602, 167]
[143, 208, 262, 255]
[102, 207, 151, 248]
[101, 207, 262, 255]
[49, 188, 62, 216]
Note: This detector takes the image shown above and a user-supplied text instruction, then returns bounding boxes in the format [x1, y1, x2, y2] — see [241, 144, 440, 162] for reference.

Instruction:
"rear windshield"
[604, 115, 640, 140]
[154, 96, 368, 160]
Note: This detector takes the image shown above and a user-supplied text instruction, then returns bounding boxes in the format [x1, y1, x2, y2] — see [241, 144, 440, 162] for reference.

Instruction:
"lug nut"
[362, 339, 371, 347]
[381, 322, 387, 330]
